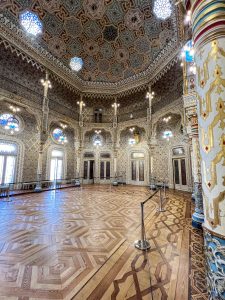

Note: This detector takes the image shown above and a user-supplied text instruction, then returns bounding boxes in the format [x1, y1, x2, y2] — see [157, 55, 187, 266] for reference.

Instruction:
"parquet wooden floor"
[0, 185, 207, 300]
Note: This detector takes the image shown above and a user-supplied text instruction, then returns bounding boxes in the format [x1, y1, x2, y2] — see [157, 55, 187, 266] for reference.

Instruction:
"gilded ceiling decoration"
[0, 0, 183, 92]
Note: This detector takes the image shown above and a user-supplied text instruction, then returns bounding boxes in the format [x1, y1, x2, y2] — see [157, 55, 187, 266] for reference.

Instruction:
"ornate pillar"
[112, 97, 120, 128]
[146, 86, 155, 184]
[35, 71, 52, 192]
[112, 126, 119, 184]
[182, 23, 205, 227]
[188, 0, 225, 298]
[74, 134, 81, 178]
[190, 111, 204, 227]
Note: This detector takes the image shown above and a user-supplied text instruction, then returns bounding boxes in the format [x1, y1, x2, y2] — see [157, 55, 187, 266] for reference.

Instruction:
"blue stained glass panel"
[0, 114, 12, 126]
[184, 40, 194, 62]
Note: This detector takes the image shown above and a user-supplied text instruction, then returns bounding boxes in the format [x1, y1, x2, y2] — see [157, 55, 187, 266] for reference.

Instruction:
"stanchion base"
[3, 198, 11, 202]
[134, 240, 151, 250]
[157, 208, 166, 212]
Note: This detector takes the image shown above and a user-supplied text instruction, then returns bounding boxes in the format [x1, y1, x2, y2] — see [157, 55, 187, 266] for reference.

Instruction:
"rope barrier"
[134, 185, 168, 251]
[134, 189, 159, 251]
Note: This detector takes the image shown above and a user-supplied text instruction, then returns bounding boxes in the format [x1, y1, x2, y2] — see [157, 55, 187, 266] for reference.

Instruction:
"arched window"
[50, 149, 64, 181]
[0, 141, 18, 184]
[0, 114, 20, 134]
[52, 128, 68, 144]
[94, 108, 103, 123]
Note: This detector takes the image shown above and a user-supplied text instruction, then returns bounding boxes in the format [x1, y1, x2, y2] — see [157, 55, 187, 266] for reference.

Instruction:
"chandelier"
[153, 0, 172, 20]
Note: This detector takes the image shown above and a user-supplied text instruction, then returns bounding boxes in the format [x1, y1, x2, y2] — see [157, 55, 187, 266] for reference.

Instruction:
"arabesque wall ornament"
[189, 0, 225, 298]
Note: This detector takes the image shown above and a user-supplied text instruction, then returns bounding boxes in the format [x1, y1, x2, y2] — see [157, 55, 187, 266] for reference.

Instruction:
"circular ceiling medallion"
[116, 48, 129, 62]
[124, 9, 144, 30]
[103, 25, 118, 42]
[83, 0, 105, 19]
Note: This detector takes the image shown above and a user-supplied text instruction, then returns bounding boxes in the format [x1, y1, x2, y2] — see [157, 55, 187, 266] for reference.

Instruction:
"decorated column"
[187, 0, 225, 298]
[112, 97, 120, 128]
[187, 108, 204, 227]
[35, 70, 52, 192]
[146, 86, 155, 185]
[182, 41, 204, 227]
[77, 94, 85, 127]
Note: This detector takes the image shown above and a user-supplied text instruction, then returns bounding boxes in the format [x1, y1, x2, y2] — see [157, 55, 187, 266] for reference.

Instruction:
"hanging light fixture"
[153, 0, 172, 20]
[163, 116, 171, 123]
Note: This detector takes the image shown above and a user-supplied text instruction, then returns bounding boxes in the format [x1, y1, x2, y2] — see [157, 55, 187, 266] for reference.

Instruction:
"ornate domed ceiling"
[0, 0, 184, 94]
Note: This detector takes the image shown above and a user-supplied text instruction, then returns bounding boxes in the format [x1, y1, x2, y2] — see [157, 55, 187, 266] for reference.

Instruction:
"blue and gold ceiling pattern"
[0, 0, 179, 84]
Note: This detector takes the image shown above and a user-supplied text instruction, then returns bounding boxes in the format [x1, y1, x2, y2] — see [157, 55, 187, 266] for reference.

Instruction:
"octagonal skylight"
[69, 57, 84, 72]
[153, 0, 172, 20]
[20, 11, 42, 36]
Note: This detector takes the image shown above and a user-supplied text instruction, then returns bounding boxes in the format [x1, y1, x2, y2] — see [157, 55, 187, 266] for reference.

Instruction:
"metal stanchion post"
[134, 202, 151, 250]
[157, 188, 165, 212]
[163, 181, 167, 200]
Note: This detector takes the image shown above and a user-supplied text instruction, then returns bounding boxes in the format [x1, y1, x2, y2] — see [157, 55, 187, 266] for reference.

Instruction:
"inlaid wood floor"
[0, 185, 207, 300]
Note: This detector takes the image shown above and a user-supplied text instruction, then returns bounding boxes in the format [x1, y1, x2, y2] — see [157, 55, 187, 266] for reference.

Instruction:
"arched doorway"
[99, 152, 111, 183]
[0, 141, 18, 184]
[128, 151, 148, 186]
[50, 149, 65, 181]
[83, 152, 95, 184]
[172, 146, 189, 191]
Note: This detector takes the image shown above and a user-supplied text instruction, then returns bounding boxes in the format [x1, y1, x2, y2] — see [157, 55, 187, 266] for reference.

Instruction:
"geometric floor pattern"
[0, 186, 207, 299]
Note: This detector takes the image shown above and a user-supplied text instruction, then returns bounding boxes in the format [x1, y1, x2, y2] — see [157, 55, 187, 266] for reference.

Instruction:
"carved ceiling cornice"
[0, 8, 184, 97]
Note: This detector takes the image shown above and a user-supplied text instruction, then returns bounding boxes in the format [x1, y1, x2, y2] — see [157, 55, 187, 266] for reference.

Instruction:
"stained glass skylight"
[69, 57, 84, 72]
[52, 128, 68, 144]
[20, 11, 43, 36]
[153, 0, 172, 20]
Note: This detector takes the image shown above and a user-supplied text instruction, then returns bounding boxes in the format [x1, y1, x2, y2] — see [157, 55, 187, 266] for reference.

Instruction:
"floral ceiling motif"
[0, 0, 182, 86]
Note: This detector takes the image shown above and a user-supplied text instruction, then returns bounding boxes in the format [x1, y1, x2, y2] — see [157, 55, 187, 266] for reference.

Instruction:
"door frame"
[82, 151, 95, 184]
[0, 137, 24, 184]
[0, 153, 17, 184]
[47, 146, 67, 180]
[172, 157, 188, 191]
[83, 159, 95, 184]
[127, 147, 149, 186]
[99, 159, 111, 184]
[50, 156, 64, 181]
[169, 145, 192, 192]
